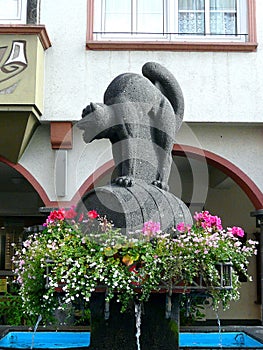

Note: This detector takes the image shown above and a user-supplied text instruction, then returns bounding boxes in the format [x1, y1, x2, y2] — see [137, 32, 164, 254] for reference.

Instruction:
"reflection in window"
[94, 0, 167, 40]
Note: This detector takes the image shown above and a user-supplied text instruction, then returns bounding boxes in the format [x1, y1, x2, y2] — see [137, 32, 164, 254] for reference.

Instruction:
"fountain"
[31, 315, 42, 349]
[77, 61, 192, 349]
[75, 61, 258, 349]
[5, 62, 260, 349]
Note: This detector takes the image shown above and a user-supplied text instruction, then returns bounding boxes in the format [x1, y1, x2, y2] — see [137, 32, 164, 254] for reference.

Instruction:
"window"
[94, 0, 167, 40]
[0, 0, 27, 24]
[0, 0, 40, 24]
[87, 0, 257, 51]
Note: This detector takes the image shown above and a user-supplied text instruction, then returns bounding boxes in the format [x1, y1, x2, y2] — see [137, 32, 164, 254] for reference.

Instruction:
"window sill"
[86, 40, 258, 52]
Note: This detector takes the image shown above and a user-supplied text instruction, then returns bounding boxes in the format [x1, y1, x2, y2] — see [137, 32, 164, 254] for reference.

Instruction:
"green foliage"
[0, 290, 35, 326]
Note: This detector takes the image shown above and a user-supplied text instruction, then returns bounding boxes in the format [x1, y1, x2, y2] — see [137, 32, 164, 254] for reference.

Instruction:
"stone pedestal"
[77, 180, 191, 349]
[89, 292, 180, 350]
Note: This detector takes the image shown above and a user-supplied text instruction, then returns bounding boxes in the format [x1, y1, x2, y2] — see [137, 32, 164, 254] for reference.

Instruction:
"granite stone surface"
[78, 62, 184, 190]
[77, 62, 192, 232]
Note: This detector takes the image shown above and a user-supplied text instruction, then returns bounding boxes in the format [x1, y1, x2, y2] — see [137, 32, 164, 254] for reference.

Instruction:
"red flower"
[78, 213, 84, 222]
[64, 207, 77, 219]
[87, 210, 99, 219]
[47, 209, 65, 223]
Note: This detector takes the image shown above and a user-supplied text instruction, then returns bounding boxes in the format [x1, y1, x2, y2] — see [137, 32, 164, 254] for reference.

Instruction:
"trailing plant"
[12, 208, 257, 324]
[0, 282, 35, 326]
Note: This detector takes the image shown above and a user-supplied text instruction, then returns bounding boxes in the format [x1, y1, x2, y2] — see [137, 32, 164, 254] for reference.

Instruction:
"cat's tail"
[142, 62, 184, 121]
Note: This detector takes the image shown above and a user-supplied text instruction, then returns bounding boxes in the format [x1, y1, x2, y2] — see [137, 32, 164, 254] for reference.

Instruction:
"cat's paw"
[114, 176, 135, 187]
[152, 180, 169, 191]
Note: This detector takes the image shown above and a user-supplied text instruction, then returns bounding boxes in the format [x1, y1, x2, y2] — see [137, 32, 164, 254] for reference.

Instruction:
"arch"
[74, 146, 263, 210]
[0, 156, 51, 206]
[0, 157, 115, 208]
[71, 160, 115, 206]
[5, 145, 261, 210]
[172, 144, 263, 210]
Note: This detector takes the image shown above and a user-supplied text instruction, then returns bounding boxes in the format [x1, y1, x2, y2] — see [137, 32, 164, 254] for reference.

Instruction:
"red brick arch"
[172, 144, 263, 210]
[0, 156, 50, 205]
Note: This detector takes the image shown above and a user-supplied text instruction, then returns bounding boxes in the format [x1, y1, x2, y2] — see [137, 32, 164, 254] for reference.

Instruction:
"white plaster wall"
[40, 0, 263, 123]
[19, 124, 112, 202]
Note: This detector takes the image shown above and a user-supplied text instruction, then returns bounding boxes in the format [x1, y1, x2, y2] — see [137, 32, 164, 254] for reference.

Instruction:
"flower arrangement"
[12, 208, 257, 324]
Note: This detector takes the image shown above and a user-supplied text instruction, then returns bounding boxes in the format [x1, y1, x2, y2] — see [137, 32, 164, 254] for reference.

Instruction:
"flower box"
[12, 209, 258, 323]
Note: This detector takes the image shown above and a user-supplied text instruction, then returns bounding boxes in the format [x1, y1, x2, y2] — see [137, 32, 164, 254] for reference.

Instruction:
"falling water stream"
[215, 311, 223, 349]
[134, 302, 142, 350]
[31, 315, 42, 349]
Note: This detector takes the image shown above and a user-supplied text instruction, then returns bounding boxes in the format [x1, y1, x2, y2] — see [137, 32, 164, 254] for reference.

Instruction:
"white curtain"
[210, 0, 236, 35]
[178, 0, 205, 34]
[178, 0, 237, 36]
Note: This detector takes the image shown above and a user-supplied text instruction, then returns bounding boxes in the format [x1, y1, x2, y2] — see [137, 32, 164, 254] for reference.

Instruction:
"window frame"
[87, 0, 257, 52]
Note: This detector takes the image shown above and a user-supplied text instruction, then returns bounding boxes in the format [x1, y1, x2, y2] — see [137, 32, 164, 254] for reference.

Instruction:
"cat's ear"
[91, 102, 105, 111]
[90, 102, 99, 111]
[82, 102, 102, 118]
[82, 103, 93, 117]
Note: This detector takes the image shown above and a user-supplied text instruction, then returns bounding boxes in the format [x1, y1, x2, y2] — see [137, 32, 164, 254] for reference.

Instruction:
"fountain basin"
[180, 332, 263, 349]
[0, 331, 90, 349]
[1, 331, 263, 349]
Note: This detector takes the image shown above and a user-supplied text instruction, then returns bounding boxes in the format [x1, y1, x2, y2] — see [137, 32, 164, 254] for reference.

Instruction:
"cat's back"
[103, 72, 160, 105]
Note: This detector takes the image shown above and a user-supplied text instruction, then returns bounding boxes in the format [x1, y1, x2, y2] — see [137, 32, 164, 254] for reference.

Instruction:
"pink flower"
[19, 260, 25, 268]
[194, 210, 210, 222]
[176, 222, 190, 233]
[142, 221, 161, 236]
[227, 226, 244, 238]
[194, 211, 222, 231]
[23, 240, 31, 248]
[87, 210, 99, 219]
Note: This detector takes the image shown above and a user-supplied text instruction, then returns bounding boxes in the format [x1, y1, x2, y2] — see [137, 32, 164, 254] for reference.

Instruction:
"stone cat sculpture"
[77, 62, 184, 190]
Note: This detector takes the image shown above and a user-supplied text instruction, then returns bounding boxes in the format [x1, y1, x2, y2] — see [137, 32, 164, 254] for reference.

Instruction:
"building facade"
[0, 0, 262, 323]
